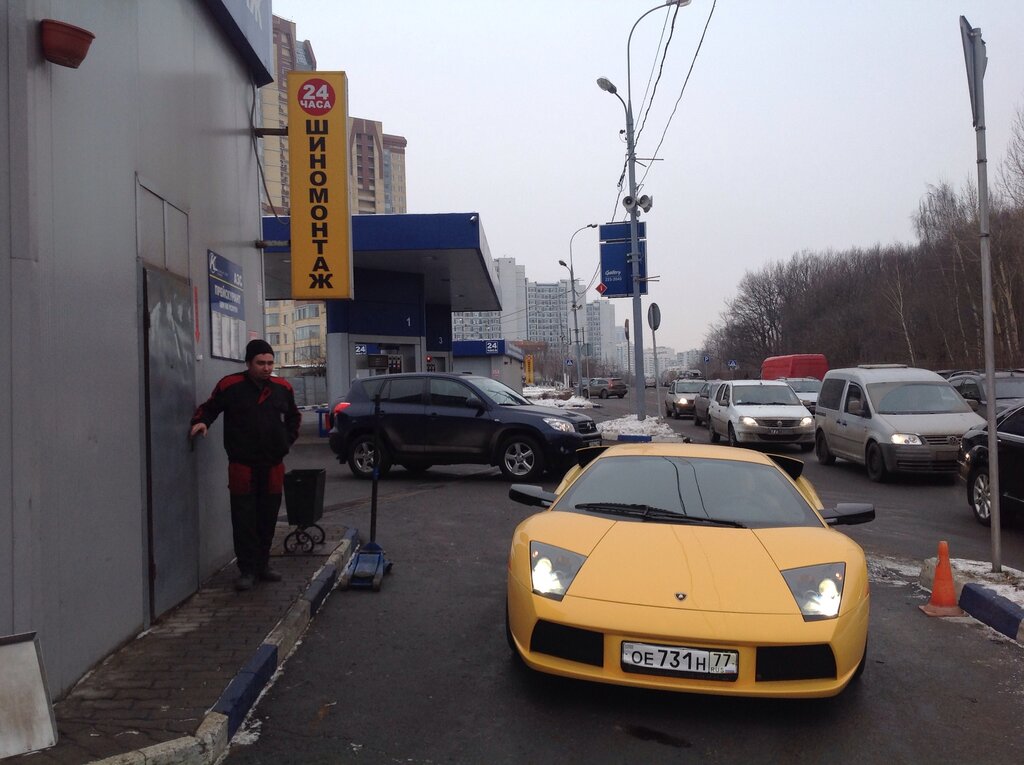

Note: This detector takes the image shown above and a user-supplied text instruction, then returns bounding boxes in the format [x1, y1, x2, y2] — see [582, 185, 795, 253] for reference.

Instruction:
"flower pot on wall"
[40, 19, 95, 69]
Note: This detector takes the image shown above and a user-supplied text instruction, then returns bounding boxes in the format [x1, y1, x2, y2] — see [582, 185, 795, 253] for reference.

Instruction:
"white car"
[708, 380, 814, 451]
[781, 377, 823, 414]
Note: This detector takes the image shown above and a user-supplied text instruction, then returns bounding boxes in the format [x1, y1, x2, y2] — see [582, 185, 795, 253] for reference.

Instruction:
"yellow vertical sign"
[287, 71, 353, 299]
[524, 355, 534, 386]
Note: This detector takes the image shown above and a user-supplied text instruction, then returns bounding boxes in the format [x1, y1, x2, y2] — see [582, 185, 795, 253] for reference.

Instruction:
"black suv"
[329, 373, 601, 481]
[948, 370, 1024, 419]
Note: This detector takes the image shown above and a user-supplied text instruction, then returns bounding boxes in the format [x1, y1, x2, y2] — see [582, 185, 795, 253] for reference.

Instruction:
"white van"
[814, 365, 984, 481]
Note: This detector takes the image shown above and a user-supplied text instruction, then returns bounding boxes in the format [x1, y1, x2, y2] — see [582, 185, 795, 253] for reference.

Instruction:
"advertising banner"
[287, 71, 353, 299]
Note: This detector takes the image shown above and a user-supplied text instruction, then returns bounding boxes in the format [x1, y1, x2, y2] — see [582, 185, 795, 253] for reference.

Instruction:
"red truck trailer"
[761, 354, 829, 381]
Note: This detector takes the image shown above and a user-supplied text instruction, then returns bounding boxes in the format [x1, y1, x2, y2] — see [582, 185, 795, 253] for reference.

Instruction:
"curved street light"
[560, 223, 598, 397]
[596, 0, 691, 420]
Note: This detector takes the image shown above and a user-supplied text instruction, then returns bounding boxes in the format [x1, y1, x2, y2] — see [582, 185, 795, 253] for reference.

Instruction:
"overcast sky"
[271, 0, 1024, 354]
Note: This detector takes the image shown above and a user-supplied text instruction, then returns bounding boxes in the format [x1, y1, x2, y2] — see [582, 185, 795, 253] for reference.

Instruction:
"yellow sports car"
[506, 443, 874, 698]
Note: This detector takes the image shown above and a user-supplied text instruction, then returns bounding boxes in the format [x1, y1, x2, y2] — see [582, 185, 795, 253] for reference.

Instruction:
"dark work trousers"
[228, 462, 284, 575]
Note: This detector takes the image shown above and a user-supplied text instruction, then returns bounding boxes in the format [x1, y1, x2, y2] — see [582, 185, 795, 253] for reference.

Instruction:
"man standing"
[190, 339, 302, 591]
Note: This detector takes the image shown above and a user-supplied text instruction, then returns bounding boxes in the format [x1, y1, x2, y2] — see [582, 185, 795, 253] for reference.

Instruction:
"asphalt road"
[223, 393, 1024, 763]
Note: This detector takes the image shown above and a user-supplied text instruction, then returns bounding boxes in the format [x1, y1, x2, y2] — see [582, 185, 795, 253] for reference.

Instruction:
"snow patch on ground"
[597, 415, 684, 441]
[867, 555, 922, 586]
[231, 717, 262, 746]
[950, 559, 1024, 609]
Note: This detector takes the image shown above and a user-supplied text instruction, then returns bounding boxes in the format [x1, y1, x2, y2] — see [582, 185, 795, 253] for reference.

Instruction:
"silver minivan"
[814, 365, 985, 481]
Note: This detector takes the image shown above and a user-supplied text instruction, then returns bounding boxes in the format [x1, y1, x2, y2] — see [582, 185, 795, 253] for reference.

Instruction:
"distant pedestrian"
[190, 339, 301, 591]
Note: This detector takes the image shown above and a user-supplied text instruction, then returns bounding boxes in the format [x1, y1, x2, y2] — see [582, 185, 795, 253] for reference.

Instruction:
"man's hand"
[190, 423, 207, 439]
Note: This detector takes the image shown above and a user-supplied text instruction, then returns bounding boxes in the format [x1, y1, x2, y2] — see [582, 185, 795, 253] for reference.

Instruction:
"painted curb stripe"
[211, 643, 278, 738]
[959, 583, 1024, 641]
[303, 564, 338, 614]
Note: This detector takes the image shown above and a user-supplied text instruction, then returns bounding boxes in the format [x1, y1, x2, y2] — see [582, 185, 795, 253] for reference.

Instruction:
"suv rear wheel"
[348, 434, 393, 480]
[498, 435, 545, 481]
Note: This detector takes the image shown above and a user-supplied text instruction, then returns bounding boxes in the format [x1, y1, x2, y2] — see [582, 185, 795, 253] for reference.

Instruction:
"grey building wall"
[1, 0, 266, 694]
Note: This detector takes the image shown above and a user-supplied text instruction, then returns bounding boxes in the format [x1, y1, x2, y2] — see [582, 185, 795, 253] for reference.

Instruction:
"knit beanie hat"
[245, 339, 275, 362]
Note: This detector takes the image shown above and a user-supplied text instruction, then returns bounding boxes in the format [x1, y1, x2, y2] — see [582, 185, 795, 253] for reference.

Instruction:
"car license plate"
[621, 641, 738, 679]
[769, 428, 780, 435]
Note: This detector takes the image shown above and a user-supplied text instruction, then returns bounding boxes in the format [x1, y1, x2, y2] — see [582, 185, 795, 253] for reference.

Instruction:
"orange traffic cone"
[919, 540, 964, 617]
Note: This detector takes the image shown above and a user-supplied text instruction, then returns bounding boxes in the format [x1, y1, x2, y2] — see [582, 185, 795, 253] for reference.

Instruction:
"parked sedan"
[708, 380, 814, 451]
[958, 402, 1024, 525]
[506, 442, 874, 697]
[664, 379, 706, 419]
[329, 372, 601, 481]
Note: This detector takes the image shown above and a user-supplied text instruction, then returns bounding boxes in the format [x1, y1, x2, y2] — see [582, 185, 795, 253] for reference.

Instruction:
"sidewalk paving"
[13, 514, 357, 765]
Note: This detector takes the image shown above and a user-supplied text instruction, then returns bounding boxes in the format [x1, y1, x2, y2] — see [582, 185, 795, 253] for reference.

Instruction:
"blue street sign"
[599, 240, 648, 298]
[599, 221, 647, 243]
[565, 359, 574, 366]
[728, 359, 738, 368]
[704, 355, 710, 363]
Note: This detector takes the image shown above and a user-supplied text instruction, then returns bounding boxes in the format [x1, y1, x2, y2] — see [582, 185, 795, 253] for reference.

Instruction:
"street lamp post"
[597, 1, 690, 421]
[561, 223, 597, 397]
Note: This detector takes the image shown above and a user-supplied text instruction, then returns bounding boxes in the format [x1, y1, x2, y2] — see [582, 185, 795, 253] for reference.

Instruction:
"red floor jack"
[340, 395, 392, 591]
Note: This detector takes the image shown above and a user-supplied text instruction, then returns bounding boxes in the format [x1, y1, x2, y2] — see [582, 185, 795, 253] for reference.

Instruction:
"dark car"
[584, 377, 628, 399]
[949, 370, 1024, 420]
[329, 372, 601, 481]
[958, 402, 1024, 525]
[692, 380, 723, 427]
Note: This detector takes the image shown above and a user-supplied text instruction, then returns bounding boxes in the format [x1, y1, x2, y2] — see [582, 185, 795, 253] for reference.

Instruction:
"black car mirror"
[509, 484, 556, 508]
[821, 503, 875, 526]
[466, 394, 486, 410]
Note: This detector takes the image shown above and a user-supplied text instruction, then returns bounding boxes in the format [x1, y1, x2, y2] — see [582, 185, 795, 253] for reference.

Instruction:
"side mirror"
[509, 484, 556, 508]
[466, 395, 486, 411]
[847, 399, 864, 417]
[966, 398, 980, 412]
[821, 503, 875, 526]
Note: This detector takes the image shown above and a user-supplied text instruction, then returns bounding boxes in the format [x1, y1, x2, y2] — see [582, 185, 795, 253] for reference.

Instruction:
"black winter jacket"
[191, 372, 301, 466]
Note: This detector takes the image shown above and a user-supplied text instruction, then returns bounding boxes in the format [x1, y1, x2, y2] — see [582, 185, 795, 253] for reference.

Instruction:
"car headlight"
[543, 417, 574, 433]
[678, 397, 689, 405]
[890, 433, 922, 445]
[800, 416, 813, 427]
[740, 416, 758, 426]
[530, 542, 587, 601]
[782, 563, 846, 621]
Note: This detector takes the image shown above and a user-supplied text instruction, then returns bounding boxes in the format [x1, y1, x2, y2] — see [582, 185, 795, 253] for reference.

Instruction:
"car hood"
[731, 404, 810, 419]
[562, 520, 859, 615]
[877, 411, 985, 434]
[505, 403, 595, 423]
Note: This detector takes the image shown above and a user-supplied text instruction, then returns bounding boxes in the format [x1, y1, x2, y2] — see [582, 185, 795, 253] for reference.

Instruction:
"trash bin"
[283, 469, 325, 527]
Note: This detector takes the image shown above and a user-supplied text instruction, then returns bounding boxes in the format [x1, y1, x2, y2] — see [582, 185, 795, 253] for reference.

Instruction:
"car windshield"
[992, 378, 1024, 399]
[472, 377, 530, 406]
[673, 382, 705, 393]
[787, 380, 822, 393]
[868, 382, 972, 414]
[557, 456, 821, 529]
[732, 385, 801, 406]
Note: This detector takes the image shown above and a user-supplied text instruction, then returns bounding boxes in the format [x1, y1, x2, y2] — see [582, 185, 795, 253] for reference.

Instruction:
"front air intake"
[530, 620, 604, 667]
[756, 645, 836, 681]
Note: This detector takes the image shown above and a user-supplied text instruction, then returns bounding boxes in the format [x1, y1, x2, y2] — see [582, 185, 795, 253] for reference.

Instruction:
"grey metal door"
[143, 268, 198, 619]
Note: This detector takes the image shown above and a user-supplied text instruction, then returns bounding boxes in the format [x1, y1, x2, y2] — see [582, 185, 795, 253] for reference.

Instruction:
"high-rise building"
[585, 299, 617, 365]
[261, 16, 408, 369]
[452, 256, 528, 341]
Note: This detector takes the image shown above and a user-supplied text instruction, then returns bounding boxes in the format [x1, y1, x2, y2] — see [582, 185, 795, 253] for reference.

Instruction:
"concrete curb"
[89, 529, 359, 765]
[918, 558, 1024, 643]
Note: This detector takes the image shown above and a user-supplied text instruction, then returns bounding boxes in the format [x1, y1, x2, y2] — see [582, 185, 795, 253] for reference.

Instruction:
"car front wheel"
[865, 442, 888, 483]
[727, 424, 740, 448]
[968, 467, 992, 526]
[600, 389, 609, 399]
[347, 434, 392, 480]
[499, 435, 545, 481]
